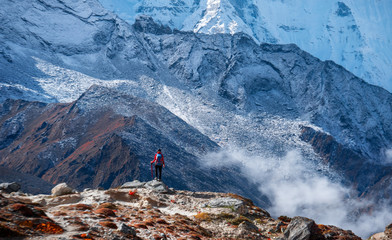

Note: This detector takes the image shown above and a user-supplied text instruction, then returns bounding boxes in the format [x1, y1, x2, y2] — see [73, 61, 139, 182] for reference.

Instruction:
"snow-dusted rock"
[204, 197, 244, 210]
[0, 182, 21, 193]
[144, 180, 171, 193]
[100, 0, 392, 92]
[51, 183, 75, 196]
[283, 216, 315, 240]
[119, 223, 136, 236]
[120, 180, 146, 189]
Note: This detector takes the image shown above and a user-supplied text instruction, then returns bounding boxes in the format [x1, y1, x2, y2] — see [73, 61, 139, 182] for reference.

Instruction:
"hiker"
[151, 149, 165, 181]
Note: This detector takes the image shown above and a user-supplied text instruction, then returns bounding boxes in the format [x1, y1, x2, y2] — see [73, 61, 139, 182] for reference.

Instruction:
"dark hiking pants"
[155, 165, 162, 180]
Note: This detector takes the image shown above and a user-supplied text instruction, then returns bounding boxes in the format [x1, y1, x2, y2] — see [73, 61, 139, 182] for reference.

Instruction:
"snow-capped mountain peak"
[99, 0, 392, 92]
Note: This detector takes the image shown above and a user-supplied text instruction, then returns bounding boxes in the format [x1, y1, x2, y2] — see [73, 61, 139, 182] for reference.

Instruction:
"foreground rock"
[0, 180, 361, 240]
[0, 182, 21, 193]
[370, 223, 392, 240]
[282, 216, 360, 240]
[51, 183, 76, 196]
[0, 193, 63, 238]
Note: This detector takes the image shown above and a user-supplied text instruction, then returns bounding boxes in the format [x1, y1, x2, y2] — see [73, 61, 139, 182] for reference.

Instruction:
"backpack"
[156, 154, 163, 166]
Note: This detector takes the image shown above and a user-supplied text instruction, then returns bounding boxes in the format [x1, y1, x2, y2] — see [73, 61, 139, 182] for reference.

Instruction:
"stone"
[119, 223, 136, 236]
[51, 183, 75, 196]
[204, 197, 244, 211]
[0, 182, 21, 193]
[120, 180, 146, 189]
[283, 216, 315, 240]
[144, 180, 170, 193]
[238, 221, 259, 232]
[385, 223, 392, 238]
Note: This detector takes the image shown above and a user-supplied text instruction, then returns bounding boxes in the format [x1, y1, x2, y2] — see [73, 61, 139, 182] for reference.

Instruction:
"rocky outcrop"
[283, 217, 315, 240]
[300, 125, 392, 201]
[369, 223, 392, 240]
[0, 182, 361, 240]
[282, 216, 360, 240]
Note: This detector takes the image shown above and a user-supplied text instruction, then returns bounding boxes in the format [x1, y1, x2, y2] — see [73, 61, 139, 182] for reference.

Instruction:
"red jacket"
[151, 152, 165, 166]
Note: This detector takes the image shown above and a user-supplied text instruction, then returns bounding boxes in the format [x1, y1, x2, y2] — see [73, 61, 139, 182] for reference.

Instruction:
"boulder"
[51, 183, 75, 196]
[283, 216, 314, 240]
[204, 197, 244, 211]
[120, 180, 146, 189]
[0, 182, 21, 193]
[119, 223, 136, 237]
[385, 223, 392, 238]
[144, 180, 171, 193]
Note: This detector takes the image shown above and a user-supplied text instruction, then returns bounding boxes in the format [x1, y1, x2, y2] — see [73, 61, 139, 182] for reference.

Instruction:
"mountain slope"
[99, 0, 392, 92]
[0, 86, 267, 206]
[1, 0, 392, 236]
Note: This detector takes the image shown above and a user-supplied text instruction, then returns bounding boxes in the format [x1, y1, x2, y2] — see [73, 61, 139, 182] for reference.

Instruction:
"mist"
[202, 148, 392, 238]
[383, 149, 392, 164]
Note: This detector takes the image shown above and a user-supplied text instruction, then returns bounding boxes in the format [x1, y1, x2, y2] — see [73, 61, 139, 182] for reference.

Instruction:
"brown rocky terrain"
[0, 181, 361, 240]
[0, 88, 267, 207]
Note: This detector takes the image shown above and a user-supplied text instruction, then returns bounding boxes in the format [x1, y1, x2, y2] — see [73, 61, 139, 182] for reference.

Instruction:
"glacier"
[98, 0, 392, 92]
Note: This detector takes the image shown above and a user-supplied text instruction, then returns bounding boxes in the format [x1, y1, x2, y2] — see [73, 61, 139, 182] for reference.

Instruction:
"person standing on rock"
[151, 149, 165, 181]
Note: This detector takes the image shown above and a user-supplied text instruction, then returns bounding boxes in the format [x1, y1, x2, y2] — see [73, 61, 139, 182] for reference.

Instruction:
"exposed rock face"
[283, 217, 314, 240]
[300, 126, 392, 200]
[0, 88, 266, 206]
[0, 182, 361, 240]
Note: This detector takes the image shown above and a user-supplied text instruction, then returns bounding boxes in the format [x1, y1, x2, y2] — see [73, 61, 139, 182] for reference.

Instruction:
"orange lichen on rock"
[69, 203, 93, 211]
[133, 223, 148, 229]
[94, 208, 116, 217]
[227, 193, 254, 206]
[194, 212, 211, 221]
[97, 202, 117, 210]
[35, 222, 64, 234]
[99, 221, 117, 229]
[18, 220, 34, 228]
[278, 216, 292, 222]
[144, 218, 155, 226]
[156, 218, 168, 224]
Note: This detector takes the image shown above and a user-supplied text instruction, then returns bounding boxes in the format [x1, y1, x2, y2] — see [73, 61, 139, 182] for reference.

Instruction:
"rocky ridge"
[0, 181, 361, 240]
[0, 87, 267, 207]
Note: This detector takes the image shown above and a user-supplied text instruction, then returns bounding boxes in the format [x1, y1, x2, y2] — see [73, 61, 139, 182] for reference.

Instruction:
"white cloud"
[202, 148, 392, 238]
[384, 149, 392, 164]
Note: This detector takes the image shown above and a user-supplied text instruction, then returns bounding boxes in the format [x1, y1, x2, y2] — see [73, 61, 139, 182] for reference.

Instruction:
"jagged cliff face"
[1, 0, 392, 236]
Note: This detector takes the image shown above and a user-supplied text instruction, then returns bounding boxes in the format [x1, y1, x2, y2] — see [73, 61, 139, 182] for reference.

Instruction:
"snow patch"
[32, 57, 129, 103]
